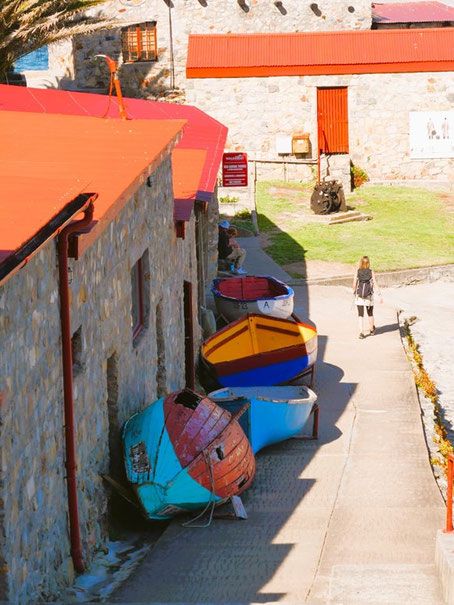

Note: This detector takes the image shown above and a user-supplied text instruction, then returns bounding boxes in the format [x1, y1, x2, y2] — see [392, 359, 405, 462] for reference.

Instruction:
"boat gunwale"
[203, 333, 317, 375]
[201, 341, 317, 380]
[201, 313, 316, 360]
[209, 386, 317, 405]
[212, 275, 294, 303]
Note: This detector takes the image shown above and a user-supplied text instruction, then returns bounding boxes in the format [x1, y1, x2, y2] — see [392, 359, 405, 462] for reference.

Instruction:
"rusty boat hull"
[123, 388, 255, 519]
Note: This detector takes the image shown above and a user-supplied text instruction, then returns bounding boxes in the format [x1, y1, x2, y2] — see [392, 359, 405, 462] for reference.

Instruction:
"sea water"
[15, 47, 49, 72]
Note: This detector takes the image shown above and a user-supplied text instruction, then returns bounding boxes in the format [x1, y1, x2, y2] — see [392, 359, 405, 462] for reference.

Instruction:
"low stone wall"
[291, 263, 454, 288]
[436, 531, 454, 605]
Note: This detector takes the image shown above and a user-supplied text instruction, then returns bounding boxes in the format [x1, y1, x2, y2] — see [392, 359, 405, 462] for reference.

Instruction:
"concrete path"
[110, 240, 446, 604]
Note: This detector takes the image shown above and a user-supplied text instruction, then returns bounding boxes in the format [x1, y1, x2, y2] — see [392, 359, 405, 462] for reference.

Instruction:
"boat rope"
[181, 450, 216, 528]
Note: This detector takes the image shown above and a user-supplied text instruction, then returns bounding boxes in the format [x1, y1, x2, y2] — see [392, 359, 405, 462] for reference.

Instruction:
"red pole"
[58, 200, 95, 573]
[445, 453, 454, 532]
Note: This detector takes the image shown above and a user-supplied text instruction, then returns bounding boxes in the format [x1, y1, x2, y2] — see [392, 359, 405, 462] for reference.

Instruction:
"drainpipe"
[57, 200, 95, 574]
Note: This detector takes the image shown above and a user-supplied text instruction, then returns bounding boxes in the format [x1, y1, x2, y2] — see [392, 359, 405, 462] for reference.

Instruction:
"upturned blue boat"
[208, 386, 317, 453]
[200, 313, 317, 390]
[123, 388, 255, 519]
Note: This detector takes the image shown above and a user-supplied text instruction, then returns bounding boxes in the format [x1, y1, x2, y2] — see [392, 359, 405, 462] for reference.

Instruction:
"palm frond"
[0, 0, 116, 76]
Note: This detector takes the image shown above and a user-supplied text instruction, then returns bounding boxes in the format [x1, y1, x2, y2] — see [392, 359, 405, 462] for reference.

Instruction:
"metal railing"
[445, 453, 454, 532]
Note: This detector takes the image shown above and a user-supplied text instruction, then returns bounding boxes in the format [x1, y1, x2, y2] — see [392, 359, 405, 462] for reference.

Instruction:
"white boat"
[212, 275, 294, 321]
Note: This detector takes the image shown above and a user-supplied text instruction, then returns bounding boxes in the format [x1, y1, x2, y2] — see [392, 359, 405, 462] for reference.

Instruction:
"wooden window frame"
[122, 21, 158, 63]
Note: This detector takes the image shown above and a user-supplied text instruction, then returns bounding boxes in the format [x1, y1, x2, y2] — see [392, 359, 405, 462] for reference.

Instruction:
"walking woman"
[353, 256, 383, 339]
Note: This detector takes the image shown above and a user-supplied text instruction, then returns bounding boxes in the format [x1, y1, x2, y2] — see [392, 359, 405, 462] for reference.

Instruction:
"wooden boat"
[200, 313, 317, 390]
[208, 385, 317, 453]
[122, 388, 255, 519]
[212, 275, 294, 321]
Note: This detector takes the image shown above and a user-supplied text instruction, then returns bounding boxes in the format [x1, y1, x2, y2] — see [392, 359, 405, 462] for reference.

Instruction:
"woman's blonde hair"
[227, 227, 238, 237]
[358, 256, 370, 269]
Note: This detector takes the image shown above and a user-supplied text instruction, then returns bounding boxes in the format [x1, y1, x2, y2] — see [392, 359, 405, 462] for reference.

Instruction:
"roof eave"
[0, 193, 96, 287]
[187, 61, 454, 78]
[70, 128, 185, 259]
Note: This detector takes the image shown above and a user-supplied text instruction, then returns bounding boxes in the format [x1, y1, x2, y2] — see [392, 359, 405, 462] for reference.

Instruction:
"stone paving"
[108, 239, 448, 604]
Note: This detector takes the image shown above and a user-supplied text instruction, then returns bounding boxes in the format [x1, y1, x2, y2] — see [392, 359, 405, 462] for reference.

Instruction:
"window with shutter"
[121, 22, 157, 63]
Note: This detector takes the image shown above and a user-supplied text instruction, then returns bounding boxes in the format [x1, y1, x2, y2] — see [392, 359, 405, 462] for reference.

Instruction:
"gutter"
[57, 197, 96, 573]
[0, 193, 94, 287]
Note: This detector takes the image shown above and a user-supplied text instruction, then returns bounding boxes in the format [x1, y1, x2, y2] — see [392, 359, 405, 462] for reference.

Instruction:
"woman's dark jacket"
[218, 228, 232, 259]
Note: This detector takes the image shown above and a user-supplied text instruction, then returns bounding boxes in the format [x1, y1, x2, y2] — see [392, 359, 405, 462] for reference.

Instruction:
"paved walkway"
[110, 239, 446, 604]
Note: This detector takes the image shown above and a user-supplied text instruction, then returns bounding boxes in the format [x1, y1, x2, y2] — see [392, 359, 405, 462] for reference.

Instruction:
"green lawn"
[256, 181, 454, 272]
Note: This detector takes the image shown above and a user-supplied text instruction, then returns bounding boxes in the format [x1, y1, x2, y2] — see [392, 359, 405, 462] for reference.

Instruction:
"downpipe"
[57, 200, 95, 573]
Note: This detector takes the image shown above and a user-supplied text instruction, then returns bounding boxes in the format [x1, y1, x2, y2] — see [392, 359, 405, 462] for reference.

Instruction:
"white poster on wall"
[409, 111, 454, 159]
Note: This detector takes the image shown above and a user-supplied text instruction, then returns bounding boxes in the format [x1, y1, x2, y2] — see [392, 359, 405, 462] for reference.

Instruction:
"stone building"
[19, 1, 454, 199]
[185, 27, 454, 195]
[0, 85, 225, 603]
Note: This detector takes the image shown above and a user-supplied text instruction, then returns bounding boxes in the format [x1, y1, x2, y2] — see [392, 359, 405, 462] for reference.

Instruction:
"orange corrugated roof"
[186, 28, 454, 77]
[172, 149, 207, 221]
[0, 111, 185, 264]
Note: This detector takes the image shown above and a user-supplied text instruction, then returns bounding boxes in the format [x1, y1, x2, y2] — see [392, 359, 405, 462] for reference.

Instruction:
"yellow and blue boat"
[123, 389, 255, 519]
[208, 385, 317, 453]
[200, 313, 317, 389]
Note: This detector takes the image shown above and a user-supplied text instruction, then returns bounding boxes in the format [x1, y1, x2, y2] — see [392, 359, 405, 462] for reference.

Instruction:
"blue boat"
[208, 386, 317, 453]
[123, 389, 255, 519]
[200, 313, 317, 390]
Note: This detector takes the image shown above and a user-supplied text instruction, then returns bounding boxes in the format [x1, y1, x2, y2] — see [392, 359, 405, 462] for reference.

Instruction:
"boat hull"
[209, 386, 317, 453]
[212, 275, 294, 321]
[123, 389, 255, 519]
[200, 313, 317, 390]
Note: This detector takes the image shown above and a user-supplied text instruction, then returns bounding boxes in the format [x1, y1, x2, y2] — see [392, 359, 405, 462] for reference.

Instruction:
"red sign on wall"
[222, 152, 248, 187]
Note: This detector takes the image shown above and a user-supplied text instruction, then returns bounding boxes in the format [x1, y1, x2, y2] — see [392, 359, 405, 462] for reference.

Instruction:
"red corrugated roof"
[186, 28, 454, 77]
[0, 111, 185, 268]
[0, 85, 228, 205]
[172, 149, 208, 221]
[372, 2, 454, 24]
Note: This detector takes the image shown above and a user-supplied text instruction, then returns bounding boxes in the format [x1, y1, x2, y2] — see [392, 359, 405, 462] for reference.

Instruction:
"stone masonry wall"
[0, 155, 200, 603]
[41, 0, 371, 96]
[0, 247, 69, 603]
[186, 71, 454, 191]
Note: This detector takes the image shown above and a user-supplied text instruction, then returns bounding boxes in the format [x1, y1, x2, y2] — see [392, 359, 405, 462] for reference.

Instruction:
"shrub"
[351, 165, 370, 188]
[233, 209, 252, 220]
[219, 195, 239, 204]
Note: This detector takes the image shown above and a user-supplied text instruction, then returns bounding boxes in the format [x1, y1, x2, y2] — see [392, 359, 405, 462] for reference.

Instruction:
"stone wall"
[39, 0, 371, 96]
[0, 156, 201, 603]
[186, 71, 454, 191]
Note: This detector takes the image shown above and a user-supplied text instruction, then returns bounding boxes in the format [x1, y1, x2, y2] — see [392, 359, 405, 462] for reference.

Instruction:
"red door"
[317, 88, 349, 154]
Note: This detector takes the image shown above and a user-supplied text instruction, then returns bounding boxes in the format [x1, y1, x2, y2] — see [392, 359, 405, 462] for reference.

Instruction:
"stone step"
[328, 214, 372, 225]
